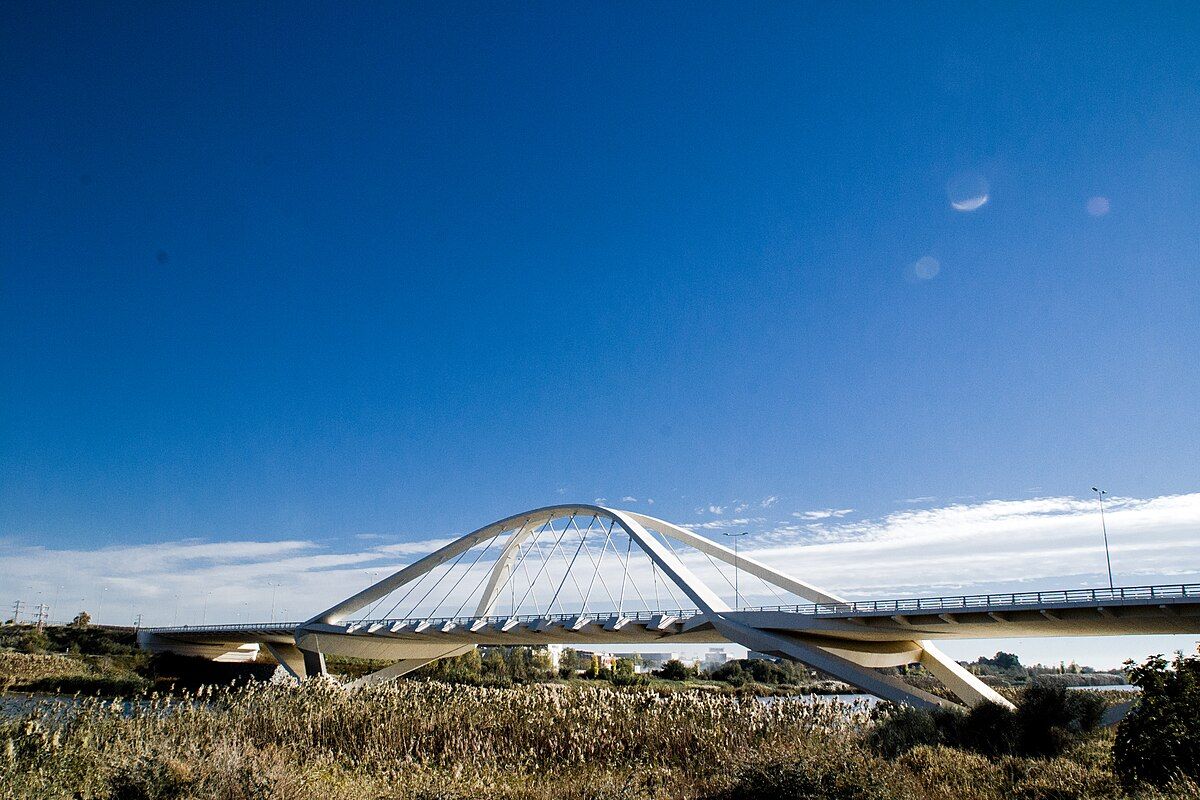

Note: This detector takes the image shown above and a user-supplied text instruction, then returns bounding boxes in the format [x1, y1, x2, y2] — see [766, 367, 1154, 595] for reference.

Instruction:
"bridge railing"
[144, 622, 303, 634]
[744, 582, 1200, 617]
[366, 607, 703, 629]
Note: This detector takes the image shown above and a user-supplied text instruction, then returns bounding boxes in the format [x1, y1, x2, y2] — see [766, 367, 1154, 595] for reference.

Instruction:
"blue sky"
[2, 4, 1199, 666]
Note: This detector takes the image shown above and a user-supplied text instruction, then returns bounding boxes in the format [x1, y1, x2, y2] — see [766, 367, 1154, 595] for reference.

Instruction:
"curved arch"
[623, 511, 845, 604]
[310, 504, 729, 626]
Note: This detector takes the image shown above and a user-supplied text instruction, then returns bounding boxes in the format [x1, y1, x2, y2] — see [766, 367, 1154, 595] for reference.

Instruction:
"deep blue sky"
[3, 3, 1199, 552]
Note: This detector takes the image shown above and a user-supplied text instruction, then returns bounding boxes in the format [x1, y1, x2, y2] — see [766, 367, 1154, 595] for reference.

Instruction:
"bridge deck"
[144, 582, 1200, 643]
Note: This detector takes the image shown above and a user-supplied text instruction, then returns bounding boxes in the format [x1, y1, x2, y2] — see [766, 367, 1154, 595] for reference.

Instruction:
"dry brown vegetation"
[2, 680, 1197, 800]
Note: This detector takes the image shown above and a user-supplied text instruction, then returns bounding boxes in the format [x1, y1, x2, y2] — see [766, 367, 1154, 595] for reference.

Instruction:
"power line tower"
[11, 599, 25, 625]
[133, 613, 143, 630]
[33, 603, 49, 630]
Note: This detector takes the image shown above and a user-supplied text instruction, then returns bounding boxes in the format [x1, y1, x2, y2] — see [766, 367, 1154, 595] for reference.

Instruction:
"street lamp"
[724, 531, 749, 611]
[1092, 487, 1114, 591]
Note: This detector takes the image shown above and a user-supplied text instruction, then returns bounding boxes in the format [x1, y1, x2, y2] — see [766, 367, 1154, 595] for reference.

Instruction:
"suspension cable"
[546, 514, 596, 614]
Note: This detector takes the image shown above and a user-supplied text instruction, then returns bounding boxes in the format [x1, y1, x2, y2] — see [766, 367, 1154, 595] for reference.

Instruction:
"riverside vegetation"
[2, 655, 1199, 800]
[3, 621, 1198, 800]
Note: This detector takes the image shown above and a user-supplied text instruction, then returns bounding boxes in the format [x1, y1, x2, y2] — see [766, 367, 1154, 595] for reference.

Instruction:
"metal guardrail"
[745, 582, 1200, 617]
[144, 583, 1200, 634]
[145, 621, 302, 634]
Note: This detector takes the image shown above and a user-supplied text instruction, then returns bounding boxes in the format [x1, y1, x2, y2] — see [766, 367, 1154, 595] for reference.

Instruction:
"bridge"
[139, 504, 1200, 709]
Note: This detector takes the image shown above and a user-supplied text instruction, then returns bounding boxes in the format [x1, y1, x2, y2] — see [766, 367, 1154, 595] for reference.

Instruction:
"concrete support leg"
[346, 646, 474, 689]
[710, 617, 954, 709]
[301, 648, 326, 678]
[918, 641, 1014, 709]
[263, 642, 307, 681]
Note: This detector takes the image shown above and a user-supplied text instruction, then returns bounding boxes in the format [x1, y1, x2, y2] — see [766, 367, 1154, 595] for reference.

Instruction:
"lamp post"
[1091, 487, 1114, 591]
[724, 531, 749, 611]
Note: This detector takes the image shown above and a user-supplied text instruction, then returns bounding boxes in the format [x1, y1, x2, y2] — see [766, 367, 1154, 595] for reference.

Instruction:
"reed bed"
[1, 680, 1189, 800]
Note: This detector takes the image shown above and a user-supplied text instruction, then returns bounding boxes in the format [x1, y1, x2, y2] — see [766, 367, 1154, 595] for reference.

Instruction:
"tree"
[482, 648, 509, 681]
[529, 647, 555, 679]
[558, 647, 581, 678]
[655, 659, 696, 681]
[506, 646, 532, 682]
[710, 661, 748, 686]
[70, 611, 91, 629]
[1115, 649, 1200, 789]
[584, 654, 602, 679]
[611, 657, 646, 686]
[978, 651, 1022, 672]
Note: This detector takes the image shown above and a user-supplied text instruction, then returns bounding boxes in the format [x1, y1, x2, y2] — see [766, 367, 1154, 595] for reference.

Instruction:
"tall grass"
[2, 680, 1193, 800]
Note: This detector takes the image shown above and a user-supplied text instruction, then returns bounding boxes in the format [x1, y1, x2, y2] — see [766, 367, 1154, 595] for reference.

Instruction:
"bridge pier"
[301, 648, 327, 678]
[263, 642, 307, 681]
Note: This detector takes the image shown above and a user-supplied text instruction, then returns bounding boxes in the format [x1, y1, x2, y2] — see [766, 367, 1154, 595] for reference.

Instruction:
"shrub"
[1115, 649, 1200, 789]
[655, 659, 696, 681]
[870, 680, 1103, 761]
[866, 705, 942, 758]
[1016, 680, 1104, 757]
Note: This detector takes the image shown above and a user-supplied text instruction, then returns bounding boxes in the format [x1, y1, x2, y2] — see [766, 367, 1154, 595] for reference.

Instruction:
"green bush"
[869, 680, 1105, 760]
[654, 659, 696, 681]
[866, 705, 941, 758]
[1114, 649, 1200, 789]
[1016, 680, 1104, 757]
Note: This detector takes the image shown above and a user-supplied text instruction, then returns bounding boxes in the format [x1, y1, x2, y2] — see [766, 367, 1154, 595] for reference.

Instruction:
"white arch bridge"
[140, 504, 1200, 709]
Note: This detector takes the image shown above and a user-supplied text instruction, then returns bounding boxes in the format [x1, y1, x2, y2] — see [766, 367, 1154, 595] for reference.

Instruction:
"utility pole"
[133, 613, 143, 630]
[724, 531, 749, 611]
[1091, 487, 1114, 591]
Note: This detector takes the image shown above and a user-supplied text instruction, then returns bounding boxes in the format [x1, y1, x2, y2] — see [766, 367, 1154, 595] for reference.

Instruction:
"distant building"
[700, 647, 731, 671]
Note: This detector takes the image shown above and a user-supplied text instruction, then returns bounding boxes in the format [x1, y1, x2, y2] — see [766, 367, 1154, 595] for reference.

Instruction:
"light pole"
[724, 531, 749, 611]
[1092, 487, 1114, 591]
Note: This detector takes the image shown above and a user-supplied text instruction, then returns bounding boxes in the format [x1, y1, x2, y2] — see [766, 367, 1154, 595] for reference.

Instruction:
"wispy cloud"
[621, 496, 638, 503]
[760, 496, 779, 508]
[707, 505, 726, 515]
[372, 537, 459, 555]
[791, 508, 855, 520]
[688, 517, 765, 530]
[753, 494, 1200, 596]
